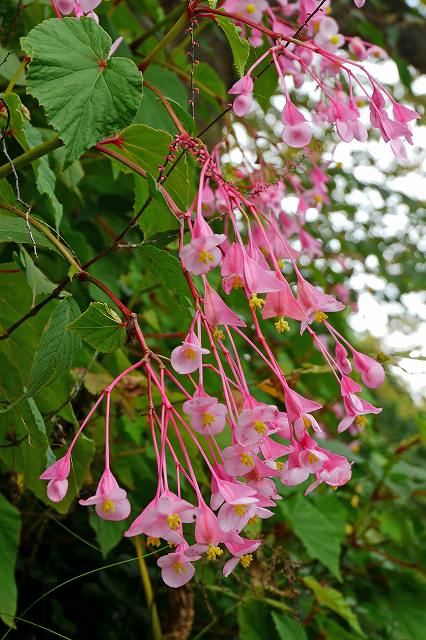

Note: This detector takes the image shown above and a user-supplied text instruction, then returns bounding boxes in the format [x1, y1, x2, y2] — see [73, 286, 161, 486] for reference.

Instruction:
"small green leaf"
[21, 18, 142, 162]
[216, 16, 250, 77]
[0, 494, 21, 628]
[89, 512, 127, 558]
[272, 612, 307, 640]
[303, 577, 364, 636]
[68, 263, 80, 281]
[68, 301, 126, 352]
[15, 246, 56, 300]
[134, 175, 178, 242]
[24, 298, 82, 399]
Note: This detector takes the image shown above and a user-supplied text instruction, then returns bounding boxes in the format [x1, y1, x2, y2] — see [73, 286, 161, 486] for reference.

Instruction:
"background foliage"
[0, 0, 425, 638]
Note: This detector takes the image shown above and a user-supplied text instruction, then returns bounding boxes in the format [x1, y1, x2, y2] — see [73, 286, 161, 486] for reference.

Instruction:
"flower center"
[246, 3, 256, 14]
[233, 504, 248, 517]
[330, 34, 340, 45]
[240, 554, 253, 568]
[213, 327, 225, 341]
[275, 317, 290, 333]
[147, 536, 161, 547]
[355, 415, 367, 427]
[198, 249, 215, 264]
[314, 310, 328, 323]
[103, 498, 115, 514]
[313, 194, 323, 203]
[184, 347, 197, 360]
[232, 275, 244, 289]
[249, 294, 265, 310]
[254, 420, 267, 435]
[308, 452, 319, 464]
[167, 513, 181, 530]
[207, 545, 223, 560]
[247, 515, 258, 526]
[241, 453, 254, 467]
[303, 416, 312, 428]
[202, 412, 216, 428]
[173, 562, 187, 576]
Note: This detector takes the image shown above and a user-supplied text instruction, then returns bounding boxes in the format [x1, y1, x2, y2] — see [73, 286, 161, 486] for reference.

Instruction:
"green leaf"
[216, 16, 250, 77]
[238, 600, 277, 640]
[138, 245, 193, 316]
[106, 123, 191, 209]
[24, 298, 82, 400]
[272, 612, 307, 640]
[0, 214, 57, 250]
[68, 301, 126, 352]
[14, 246, 56, 300]
[303, 577, 364, 636]
[89, 512, 127, 558]
[134, 175, 178, 242]
[0, 494, 21, 627]
[280, 493, 346, 579]
[21, 17, 142, 162]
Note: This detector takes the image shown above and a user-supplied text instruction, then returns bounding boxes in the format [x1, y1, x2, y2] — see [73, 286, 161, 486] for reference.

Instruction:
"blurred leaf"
[303, 577, 364, 636]
[0, 494, 21, 628]
[272, 612, 307, 640]
[68, 302, 126, 353]
[0, 214, 57, 250]
[217, 16, 250, 77]
[88, 512, 127, 558]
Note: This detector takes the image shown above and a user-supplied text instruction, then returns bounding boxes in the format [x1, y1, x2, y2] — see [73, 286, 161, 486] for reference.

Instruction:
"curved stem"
[0, 136, 63, 179]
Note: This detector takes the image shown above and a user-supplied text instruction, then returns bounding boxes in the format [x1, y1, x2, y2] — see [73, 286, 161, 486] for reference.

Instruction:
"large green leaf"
[68, 301, 126, 352]
[0, 214, 57, 250]
[0, 494, 21, 627]
[89, 512, 127, 558]
[21, 18, 142, 162]
[280, 493, 346, 579]
[106, 124, 190, 209]
[303, 577, 364, 636]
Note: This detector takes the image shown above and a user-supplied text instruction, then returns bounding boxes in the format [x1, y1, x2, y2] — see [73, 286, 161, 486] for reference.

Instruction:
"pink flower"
[79, 468, 131, 521]
[235, 399, 279, 447]
[305, 450, 352, 493]
[40, 453, 71, 503]
[183, 386, 228, 435]
[171, 330, 210, 374]
[223, 535, 261, 576]
[351, 350, 385, 388]
[282, 100, 312, 148]
[349, 37, 367, 60]
[296, 272, 344, 333]
[221, 243, 285, 295]
[338, 376, 382, 432]
[56, 0, 101, 20]
[335, 342, 352, 375]
[222, 0, 268, 22]
[262, 282, 305, 322]
[229, 75, 254, 117]
[157, 544, 200, 588]
[300, 228, 323, 260]
[284, 387, 323, 438]
[314, 17, 344, 52]
[354, 0, 365, 7]
[223, 444, 259, 476]
[203, 281, 246, 327]
[217, 500, 258, 533]
[124, 491, 198, 544]
[180, 211, 225, 275]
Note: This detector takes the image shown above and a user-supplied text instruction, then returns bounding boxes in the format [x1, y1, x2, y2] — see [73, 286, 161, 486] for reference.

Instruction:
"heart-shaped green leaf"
[21, 17, 143, 162]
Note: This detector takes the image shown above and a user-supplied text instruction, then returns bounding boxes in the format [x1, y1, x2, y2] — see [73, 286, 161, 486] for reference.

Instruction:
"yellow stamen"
[233, 504, 248, 517]
[332, 486, 338, 491]
[198, 249, 215, 265]
[202, 412, 215, 428]
[351, 495, 360, 508]
[103, 499, 115, 514]
[147, 536, 161, 547]
[213, 327, 225, 342]
[307, 452, 319, 465]
[246, 3, 256, 14]
[167, 513, 181, 530]
[303, 416, 312, 429]
[356, 98, 365, 108]
[313, 21, 321, 34]
[207, 545, 223, 560]
[330, 34, 340, 45]
[240, 554, 253, 568]
[184, 347, 197, 360]
[325, 6, 332, 14]
[241, 453, 254, 467]
[313, 194, 323, 204]
[314, 310, 328, 323]
[355, 415, 367, 428]
[247, 515, 258, 526]
[254, 420, 267, 435]
[249, 294, 265, 310]
[173, 561, 187, 576]
[335, 161, 343, 170]
[275, 317, 290, 333]
[277, 259, 284, 270]
[346, 523, 354, 535]
[276, 461, 284, 472]
[232, 275, 244, 289]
